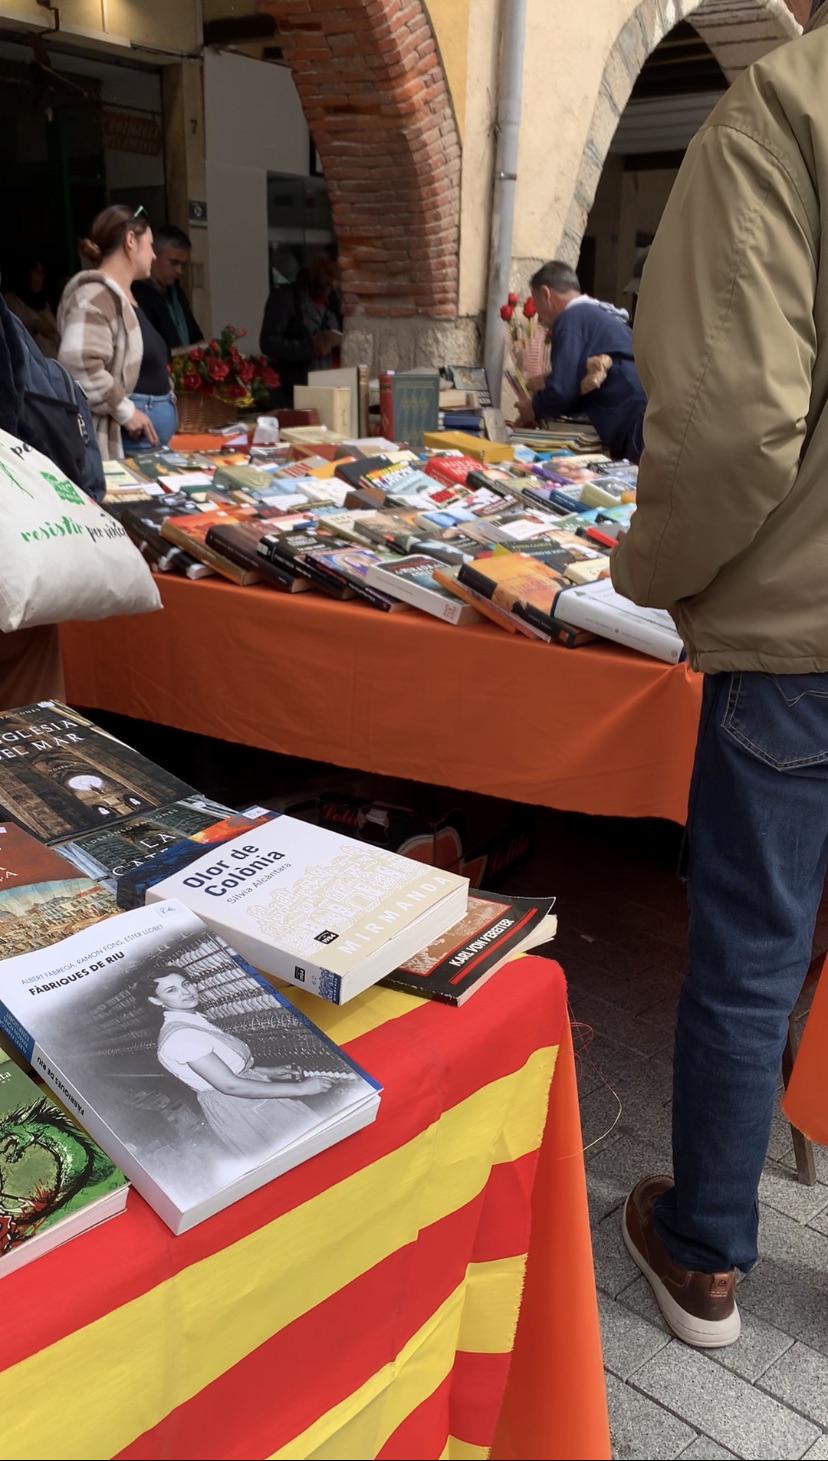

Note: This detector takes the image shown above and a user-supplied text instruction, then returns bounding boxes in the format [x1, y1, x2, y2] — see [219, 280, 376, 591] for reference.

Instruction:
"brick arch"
[558, 0, 800, 264]
[257, 0, 461, 319]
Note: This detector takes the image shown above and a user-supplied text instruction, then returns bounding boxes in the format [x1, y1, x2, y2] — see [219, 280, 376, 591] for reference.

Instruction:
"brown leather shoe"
[621, 1175, 740, 1348]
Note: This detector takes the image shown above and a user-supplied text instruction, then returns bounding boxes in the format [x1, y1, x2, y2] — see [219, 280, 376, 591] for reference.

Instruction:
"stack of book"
[95, 404, 688, 662]
[0, 703, 557, 1244]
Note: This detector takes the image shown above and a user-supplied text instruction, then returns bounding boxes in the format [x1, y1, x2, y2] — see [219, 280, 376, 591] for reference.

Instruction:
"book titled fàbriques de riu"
[0, 900, 382, 1234]
[134, 816, 470, 1004]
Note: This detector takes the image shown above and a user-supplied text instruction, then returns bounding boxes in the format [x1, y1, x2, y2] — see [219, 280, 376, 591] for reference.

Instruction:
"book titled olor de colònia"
[138, 816, 470, 1003]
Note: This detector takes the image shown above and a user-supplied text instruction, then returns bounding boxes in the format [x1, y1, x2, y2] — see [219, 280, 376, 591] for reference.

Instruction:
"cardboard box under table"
[0, 955, 609, 1461]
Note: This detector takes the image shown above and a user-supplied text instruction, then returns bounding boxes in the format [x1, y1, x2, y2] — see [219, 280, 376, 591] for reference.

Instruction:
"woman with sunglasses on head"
[58, 204, 177, 459]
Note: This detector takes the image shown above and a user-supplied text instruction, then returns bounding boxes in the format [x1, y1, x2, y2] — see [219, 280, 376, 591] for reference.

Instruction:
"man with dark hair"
[612, 0, 828, 1350]
[515, 258, 647, 460]
[259, 252, 343, 407]
[133, 225, 202, 352]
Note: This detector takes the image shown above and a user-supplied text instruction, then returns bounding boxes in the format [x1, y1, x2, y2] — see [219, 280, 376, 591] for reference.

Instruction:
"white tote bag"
[0, 429, 161, 632]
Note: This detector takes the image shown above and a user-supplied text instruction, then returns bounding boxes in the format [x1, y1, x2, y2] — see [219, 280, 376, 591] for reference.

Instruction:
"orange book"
[160, 506, 263, 585]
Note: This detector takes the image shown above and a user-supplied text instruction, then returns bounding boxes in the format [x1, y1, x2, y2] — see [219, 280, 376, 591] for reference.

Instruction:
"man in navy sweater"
[515, 260, 647, 461]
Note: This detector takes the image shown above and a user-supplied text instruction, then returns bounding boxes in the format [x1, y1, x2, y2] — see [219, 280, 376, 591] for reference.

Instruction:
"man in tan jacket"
[612, 0, 828, 1349]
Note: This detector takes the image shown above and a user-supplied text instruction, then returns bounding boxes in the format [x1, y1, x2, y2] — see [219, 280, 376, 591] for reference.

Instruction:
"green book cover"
[0, 1050, 127, 1272]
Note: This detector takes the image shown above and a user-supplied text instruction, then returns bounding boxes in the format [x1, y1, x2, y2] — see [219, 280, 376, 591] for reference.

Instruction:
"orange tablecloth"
[0, 956, 609, 1460]
[61, 576, 702, 823]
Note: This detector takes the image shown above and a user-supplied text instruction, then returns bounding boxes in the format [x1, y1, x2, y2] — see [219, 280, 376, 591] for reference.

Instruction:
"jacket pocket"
[722, 672, 828, 770]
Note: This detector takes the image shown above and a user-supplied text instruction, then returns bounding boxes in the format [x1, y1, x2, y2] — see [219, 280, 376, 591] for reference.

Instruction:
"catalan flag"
[0, 955, 608, 1461]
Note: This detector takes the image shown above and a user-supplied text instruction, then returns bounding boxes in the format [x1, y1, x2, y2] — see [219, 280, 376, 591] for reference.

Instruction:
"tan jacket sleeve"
[58, 295, 134, 427]
[611, 122, 817, 608]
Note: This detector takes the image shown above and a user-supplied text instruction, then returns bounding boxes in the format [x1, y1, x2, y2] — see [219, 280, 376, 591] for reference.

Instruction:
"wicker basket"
[175, 391, 240, 434]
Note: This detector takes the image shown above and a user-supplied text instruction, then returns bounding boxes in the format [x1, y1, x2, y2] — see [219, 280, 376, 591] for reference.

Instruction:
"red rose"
[262, 367, 280, 387]
[188, 347, 205, 363]
[238, 359, 256, 382]
[235, 326, 247, 339]
[500, 303, 514, 321]
[224, 384, 247, 400]
[207, 358, 230, 381]
[523, 296, 537, 318]
[508, 291, 519, 305]
[182, 371, 202, 391]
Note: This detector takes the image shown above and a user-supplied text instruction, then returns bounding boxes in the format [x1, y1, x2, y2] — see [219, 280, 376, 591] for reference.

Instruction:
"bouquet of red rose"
[171, 325, 279, 409]
[499, 292, 550, 387]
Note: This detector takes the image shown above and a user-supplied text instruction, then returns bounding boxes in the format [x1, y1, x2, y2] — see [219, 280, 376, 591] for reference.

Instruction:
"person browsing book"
[611, 0, 828, 1352]
[58, 205, 175, 459]
[259, 252, 343, 407]
[513, 260, 647, 463]
[144, 967, 333, 1156]
[132, 224, 203, 353]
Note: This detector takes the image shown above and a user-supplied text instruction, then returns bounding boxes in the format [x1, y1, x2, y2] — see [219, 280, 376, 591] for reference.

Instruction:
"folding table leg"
[782, 1013, 817, 1187]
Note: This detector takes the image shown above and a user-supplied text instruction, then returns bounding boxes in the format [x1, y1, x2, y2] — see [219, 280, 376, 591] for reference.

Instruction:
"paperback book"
[0, 1049, 128, 1276]
[0, 901, 382, 1233]
[204, 520, 311, 593]
[0, 703, 196, 845]
[135, 814, 469, 1004]
[553, 580, 686, 663]
[365, 555, 483, 626]
[305, 545, 407, 612]
[56, 797, 271, 891]
[0, 821, 117, 959]
[380, 890, 557, 1005]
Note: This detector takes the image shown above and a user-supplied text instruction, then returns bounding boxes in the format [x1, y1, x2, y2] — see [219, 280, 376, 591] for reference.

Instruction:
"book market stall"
[0, 702, 609, 1461]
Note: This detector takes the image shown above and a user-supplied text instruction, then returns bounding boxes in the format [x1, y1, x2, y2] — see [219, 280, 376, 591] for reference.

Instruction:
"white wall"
[204, 49, 310, 343]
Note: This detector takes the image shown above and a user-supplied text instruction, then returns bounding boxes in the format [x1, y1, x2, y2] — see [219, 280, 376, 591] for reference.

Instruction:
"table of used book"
[61, 576, 703, 825]
[0, 954, 610, 1461]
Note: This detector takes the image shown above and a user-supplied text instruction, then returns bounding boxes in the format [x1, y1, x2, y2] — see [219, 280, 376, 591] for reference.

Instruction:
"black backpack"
[0, 291, 105, 502]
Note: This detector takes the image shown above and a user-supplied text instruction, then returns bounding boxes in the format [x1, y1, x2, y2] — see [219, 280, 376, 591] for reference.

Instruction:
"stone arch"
[257, 0, 461, 320]
[558, 0, 800, 264]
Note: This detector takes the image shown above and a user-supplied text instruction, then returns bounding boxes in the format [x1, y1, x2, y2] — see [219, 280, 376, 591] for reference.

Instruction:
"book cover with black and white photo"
[0, 900, 382, 1234]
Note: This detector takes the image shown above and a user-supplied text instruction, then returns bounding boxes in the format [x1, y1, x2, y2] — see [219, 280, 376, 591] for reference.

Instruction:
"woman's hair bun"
[78, 237, 103, 267]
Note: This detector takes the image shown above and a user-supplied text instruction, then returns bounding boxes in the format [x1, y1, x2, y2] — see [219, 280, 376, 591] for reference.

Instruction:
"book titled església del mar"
[0, 900, 382, 1234]
[138, 816, 470, 1004]
[0, 1049, 127, 1275]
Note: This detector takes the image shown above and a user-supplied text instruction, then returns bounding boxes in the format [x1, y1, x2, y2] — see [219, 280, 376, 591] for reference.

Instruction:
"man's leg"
[0, 624, 64, 709]
[624, 670, 828, 1341]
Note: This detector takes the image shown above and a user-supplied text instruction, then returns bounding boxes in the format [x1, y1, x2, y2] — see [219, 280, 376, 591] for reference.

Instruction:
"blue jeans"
[122, 390, 177, 452]
[654, 671, 828, 1273]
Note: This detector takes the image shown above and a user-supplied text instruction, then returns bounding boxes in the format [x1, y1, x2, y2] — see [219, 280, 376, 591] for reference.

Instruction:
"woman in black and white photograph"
[142, 964, 332, 1156]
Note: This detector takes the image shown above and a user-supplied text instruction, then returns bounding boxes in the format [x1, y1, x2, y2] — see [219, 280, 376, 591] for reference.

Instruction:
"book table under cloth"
[0, 955, 609, 1461]
[61, 576, 703, 824]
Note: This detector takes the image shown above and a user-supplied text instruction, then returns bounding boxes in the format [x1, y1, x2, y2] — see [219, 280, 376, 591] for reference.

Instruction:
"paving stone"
[759, 1342, 828, 1428]
[678, 1438, 738, 1459]
[758, 1162, 828, 1225]
[708, 1307, 795, 1385]
[593, 1210, 644, 1300]
[598, 1290, 671, 1380]
[616, 1272, 672, 1333]
[632, 1342, 821, 1458]
[801, 1438, 828, 1459]
[605, 1371, 697, 1459]
[567, 982, 675, 1058]
[739, 1207, 828, 1357]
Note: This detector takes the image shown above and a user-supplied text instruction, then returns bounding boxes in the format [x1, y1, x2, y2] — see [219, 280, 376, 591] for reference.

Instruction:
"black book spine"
[205, 528, 297, 591]
[257, 537, 354, 599]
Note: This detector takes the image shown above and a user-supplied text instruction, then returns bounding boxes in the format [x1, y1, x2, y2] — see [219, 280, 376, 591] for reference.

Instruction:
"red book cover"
[425, 455, 481, 488]
[379, 370, 395, 441]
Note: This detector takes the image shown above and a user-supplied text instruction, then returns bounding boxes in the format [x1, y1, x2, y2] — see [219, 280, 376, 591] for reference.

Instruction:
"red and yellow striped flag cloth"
[0, 955, 608, 1461]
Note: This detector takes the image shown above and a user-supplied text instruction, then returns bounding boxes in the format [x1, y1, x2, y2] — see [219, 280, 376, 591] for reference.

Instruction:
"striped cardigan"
[57, 271, 142, 460]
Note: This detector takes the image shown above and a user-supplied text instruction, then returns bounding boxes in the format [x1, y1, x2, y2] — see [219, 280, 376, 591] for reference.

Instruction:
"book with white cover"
[293, 386, 353, 438]
[365, 555, 483, 627]
[552, 579, 686, 663]
[0, 900, 382, 1234]
[307, 367, 360, 435]
[142, 817, 470, 1003]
